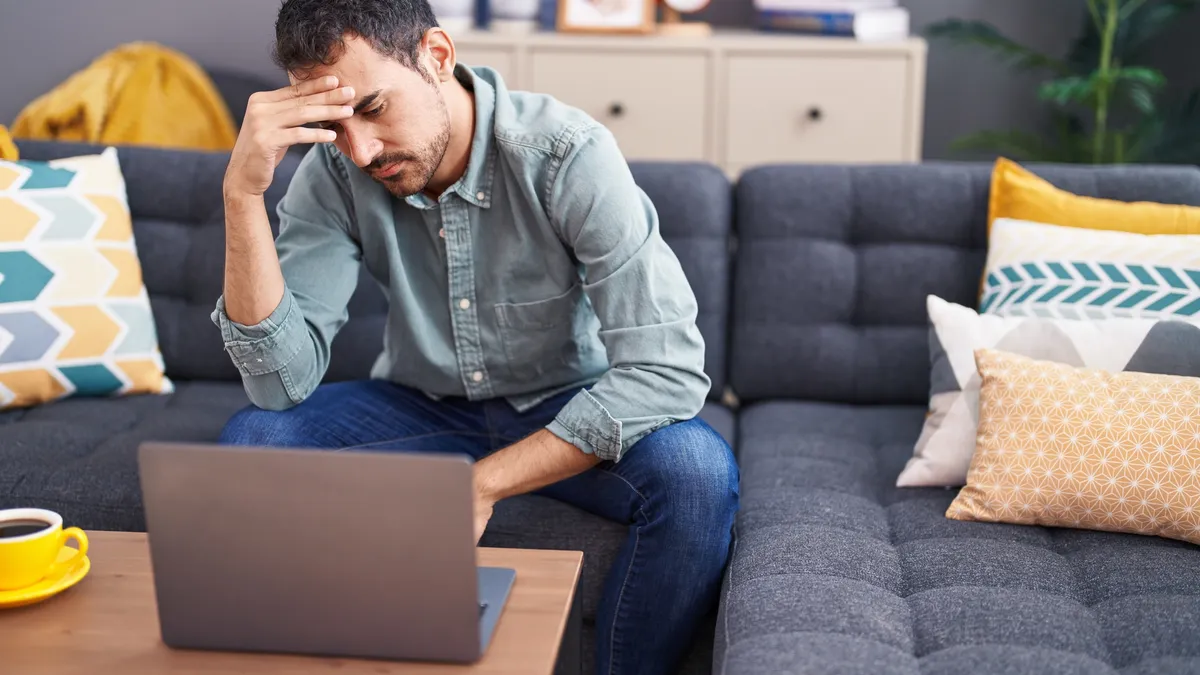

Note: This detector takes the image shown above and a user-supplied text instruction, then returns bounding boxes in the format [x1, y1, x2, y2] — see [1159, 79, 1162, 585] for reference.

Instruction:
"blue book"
[539, 0, 557, 30]
[756, 7, 909, 40]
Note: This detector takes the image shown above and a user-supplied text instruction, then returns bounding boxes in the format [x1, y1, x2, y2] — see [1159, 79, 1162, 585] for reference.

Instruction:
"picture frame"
[556, 0, 657, 34]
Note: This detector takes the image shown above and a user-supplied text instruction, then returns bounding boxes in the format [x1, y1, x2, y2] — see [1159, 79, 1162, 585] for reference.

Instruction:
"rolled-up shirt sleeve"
[211, 145, 362, 410]
[543, 123, 711, 462]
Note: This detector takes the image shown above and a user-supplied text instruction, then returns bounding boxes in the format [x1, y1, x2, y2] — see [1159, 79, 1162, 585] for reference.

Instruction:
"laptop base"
[478, 566, 516, 652]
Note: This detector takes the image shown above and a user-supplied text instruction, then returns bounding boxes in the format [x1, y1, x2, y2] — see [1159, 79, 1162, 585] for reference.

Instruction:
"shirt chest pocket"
[494, 282, 596, 382]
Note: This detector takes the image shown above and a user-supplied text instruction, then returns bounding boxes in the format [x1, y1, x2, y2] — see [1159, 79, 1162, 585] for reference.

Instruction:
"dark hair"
[272, 0, 439, 74]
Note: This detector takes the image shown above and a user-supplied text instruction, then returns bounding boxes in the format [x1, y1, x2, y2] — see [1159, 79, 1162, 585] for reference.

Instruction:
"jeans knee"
[638, 418, 740, 533]
[218, 405, 309, 447]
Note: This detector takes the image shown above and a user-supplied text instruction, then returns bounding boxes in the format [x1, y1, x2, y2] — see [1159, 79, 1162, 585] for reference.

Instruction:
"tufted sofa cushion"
[719, 162, 1200, 675]
[717, 402, 1200, 675]
[728, 162, 1200, 406]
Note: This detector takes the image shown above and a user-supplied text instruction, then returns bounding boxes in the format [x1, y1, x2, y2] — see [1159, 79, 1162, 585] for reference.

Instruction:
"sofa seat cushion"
[1, 382, 731, 636]
[0, 382, 251, 531]
[716, 401, 1200, 675]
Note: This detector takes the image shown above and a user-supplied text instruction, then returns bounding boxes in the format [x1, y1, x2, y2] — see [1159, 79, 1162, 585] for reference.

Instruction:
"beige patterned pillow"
[947, 348, 1200, 545]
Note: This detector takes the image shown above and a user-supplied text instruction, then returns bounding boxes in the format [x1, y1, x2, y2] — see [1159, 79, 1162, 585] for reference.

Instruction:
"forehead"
[286, 35, 404, 89]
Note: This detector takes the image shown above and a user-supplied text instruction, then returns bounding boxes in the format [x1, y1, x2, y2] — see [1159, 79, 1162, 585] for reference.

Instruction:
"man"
[211, 1, 739, 673]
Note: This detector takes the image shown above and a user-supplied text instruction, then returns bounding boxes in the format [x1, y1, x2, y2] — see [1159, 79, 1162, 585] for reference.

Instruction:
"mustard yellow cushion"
[947, 348, 1200, 545]
[988, 157, 1200, 235]
[0, 147, 172, 409]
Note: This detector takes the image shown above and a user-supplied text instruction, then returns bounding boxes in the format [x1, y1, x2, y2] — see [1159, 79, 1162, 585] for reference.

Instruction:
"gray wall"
[2, 0, 1197, 160]
[0, 0, 288, 130]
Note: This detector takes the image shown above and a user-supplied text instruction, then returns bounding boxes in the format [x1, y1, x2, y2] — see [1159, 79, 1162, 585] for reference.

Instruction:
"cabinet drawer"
[457, 47, 518, 86]
[723, 55, 911, 165]
[529, 50, 708, 161]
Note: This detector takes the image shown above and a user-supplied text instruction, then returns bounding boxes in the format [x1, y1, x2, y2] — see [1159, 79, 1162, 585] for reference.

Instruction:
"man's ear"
[422, 28, 457, 81]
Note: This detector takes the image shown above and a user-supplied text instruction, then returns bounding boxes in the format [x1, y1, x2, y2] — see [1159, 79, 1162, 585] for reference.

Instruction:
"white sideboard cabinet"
[452, 29, 928, 174]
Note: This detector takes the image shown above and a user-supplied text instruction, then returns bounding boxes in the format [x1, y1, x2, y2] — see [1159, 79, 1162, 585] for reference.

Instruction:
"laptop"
[136, 441, 516, 664]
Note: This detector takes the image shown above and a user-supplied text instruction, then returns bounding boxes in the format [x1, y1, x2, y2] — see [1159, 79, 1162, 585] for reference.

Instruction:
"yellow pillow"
[947, 348, 1200, 546]
[988, 157, 1200, 235]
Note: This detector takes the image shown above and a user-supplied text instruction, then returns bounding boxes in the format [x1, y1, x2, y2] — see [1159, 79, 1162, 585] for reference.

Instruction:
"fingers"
[251, 75, 342, 104]
[240, 76, 351, 151]
[278, 104, 355, 127]
[273, 126, 339, 146]
[263, 86, 355, 113]
[296, 86, 356, 107]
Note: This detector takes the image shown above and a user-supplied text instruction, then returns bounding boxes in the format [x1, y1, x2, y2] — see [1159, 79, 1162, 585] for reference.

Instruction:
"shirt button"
[476, 191, 485, 201]
[459, 298, 471, 310]
[438, 228, 445, 238]
[472, 371, 484, 382]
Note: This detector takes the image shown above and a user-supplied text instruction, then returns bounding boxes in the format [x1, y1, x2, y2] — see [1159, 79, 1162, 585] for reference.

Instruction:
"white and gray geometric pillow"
[897, 295, 1200, 487]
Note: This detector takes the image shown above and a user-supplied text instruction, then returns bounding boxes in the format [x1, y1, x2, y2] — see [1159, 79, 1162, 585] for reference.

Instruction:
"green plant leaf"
[1120, 0, 1200, 58]
[1039, 75, 1099, 107]
[925, 19, 1071, 74]
[1113, 66, 1167, 87]
[1110, 66, 1167, 116]
[1133, 87, 1200, 163]
[1120, 0, 1150, 20]
[1127, 84, 1158, 115]
[1067, 1, 1199, 73]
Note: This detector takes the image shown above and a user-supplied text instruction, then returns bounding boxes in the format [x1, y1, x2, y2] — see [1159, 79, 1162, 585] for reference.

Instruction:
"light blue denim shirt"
[211, 64, 709, 462]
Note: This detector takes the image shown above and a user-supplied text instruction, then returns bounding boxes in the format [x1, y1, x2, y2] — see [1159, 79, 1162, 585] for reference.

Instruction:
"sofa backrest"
[15, 140, 270, 383]
[728, 162, 1200, 406]
[12, 140, 732, 397]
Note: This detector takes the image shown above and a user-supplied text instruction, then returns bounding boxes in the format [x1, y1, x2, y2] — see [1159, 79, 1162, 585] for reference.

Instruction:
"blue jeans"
[218, 380, 739, 675]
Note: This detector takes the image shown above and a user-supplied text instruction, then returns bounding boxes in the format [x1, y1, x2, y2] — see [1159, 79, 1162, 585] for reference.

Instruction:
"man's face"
[292, 34, 452, 198]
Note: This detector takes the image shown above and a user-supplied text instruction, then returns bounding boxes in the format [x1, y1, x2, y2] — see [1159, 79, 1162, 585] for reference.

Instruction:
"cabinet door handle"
[608, 102, 625, 118]
[807, 106, 823, 121]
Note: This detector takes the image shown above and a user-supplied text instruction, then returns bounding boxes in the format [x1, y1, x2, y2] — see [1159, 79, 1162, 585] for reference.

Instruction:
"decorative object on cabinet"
[538, 0, 559, 29]
[556, 0, 657, 33]
[489, 0, 541, 32]
[658, 0, 713, 37]
[452, 29, 927, 173]
[753, 0, 911, 42]
[430, 0, 476, 32]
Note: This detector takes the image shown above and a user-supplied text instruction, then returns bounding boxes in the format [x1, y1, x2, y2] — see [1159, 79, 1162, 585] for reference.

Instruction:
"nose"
[341, 124, 378, 168]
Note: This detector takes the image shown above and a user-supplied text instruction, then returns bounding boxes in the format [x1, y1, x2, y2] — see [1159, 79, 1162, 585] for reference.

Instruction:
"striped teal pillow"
[981, 218, 1200, 321]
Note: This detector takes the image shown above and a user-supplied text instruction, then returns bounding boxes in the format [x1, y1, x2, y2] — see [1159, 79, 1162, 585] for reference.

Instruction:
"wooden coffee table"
[0, 532, 583, 674]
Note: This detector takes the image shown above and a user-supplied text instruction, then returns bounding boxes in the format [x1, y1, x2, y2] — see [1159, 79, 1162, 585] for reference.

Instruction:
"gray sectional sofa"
[6, 137, 1200, 675]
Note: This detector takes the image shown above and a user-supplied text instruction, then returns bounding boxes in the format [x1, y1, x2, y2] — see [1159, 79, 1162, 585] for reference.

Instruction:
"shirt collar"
[405, 64, 497, 210]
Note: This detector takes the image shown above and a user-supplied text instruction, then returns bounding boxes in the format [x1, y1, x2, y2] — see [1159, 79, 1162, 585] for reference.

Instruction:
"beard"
[366, 93, 452, 199]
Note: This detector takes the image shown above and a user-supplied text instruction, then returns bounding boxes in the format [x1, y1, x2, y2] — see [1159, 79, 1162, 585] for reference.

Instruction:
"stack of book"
[754, 0, 911, 41]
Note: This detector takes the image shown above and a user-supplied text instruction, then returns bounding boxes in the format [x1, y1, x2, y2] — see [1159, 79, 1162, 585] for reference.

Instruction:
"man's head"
[273, 0, 458, 197]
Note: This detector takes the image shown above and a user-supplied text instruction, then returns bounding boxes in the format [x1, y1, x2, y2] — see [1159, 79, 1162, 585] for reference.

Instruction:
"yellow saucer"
[0, 545, 90, 609]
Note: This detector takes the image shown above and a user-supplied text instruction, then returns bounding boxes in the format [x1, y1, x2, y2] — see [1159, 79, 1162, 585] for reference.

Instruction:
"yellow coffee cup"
[0, 508, 89, 591]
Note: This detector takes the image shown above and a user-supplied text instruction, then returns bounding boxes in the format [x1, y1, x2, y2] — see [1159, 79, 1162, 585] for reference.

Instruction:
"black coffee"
[0, 519, 52, 539]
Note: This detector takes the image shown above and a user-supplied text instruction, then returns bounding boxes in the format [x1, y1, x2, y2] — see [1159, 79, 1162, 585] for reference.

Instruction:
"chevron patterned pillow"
[0, 147, 172, 409]
[900, 295, 1200, 488]
[982, 218, 1200, 320]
